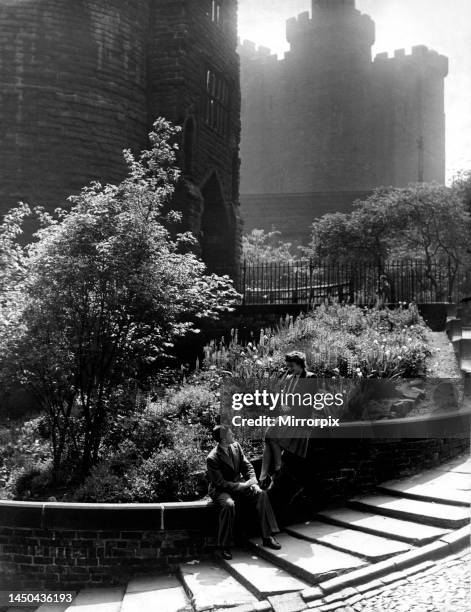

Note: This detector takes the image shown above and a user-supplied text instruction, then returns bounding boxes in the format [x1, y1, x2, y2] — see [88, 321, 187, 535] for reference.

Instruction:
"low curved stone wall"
[0, 500, 218, 590]
[0, 413, 469, 590]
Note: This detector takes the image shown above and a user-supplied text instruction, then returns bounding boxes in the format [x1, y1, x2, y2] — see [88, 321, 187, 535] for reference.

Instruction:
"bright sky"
[238, 0, 471, 182]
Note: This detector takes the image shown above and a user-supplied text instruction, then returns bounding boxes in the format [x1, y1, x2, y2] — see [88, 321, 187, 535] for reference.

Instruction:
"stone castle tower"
[240, 0, 448, 245]
[0, 0, 241, 271]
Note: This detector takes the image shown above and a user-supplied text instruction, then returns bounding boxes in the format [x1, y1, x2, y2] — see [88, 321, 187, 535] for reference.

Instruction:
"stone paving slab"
[285, 521, 411, 561]
[268, 592, 308, 612]
[436, 456, 471, 474]
[64, 587, 125, 611]
[378, 473, 471, 506]
[121, 574, 190, 612]
[248, 533, 366, 585]
[316, 508, 449, 544]
[348, 494, 470, 528]
[180, 561, 258, 611]
[222, 549, 309, 598]
[384, 469, 471, 491]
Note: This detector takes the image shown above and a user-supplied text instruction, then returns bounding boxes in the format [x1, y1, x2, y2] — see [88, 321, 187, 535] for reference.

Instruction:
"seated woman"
[259, 350, 314, 488]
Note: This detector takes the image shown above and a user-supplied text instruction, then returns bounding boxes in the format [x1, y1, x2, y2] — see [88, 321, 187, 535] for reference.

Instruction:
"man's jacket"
[206, 441, 255, 497]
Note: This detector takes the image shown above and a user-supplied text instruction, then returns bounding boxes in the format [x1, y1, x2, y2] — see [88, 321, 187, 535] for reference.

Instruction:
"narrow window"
[205, 69, 231, 137]
[209, 0, 223, 27]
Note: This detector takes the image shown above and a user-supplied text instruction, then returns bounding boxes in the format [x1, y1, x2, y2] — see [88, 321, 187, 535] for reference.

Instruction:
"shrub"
[8, 461, 54, 500]
[73, 420, 209, 503]
[72, 462, 133, 503]
[169, 385, 219, 430]
[125, 421, 208, 502]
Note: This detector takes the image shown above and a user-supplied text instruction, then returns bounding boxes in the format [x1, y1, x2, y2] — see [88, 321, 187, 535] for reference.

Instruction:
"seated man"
[207, 425, 281, 560]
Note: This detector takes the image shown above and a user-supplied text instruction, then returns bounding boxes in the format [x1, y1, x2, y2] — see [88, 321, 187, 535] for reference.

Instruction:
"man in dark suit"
[207, 425, 281, 560]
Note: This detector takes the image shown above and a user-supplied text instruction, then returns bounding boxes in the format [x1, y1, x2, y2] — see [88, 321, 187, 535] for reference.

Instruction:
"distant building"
[239, 0, 448, 245]
[0, 0, 241, 271]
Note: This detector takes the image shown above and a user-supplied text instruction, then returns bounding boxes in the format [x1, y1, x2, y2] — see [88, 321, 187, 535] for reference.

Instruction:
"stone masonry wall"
[0, 0, 241, 270]
[0, 527, 214, 591]
[0, 0, 150, 212]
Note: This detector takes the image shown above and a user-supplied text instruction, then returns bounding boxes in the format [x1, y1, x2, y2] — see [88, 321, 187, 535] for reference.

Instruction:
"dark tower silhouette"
[0, 0, 241, 270]
[240, 0, 448, 245]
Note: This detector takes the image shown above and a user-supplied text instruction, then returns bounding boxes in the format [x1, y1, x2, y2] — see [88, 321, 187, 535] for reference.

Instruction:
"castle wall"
[0, 0, 150, 211]
[0, 0, 241, 270]
[149, 0, 241, 269]
[372, 47, 448, 187]
[239, 0, 448, 245]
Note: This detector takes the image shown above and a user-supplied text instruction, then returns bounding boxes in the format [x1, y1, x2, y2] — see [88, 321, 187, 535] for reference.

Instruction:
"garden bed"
[0, 303, 455, 504]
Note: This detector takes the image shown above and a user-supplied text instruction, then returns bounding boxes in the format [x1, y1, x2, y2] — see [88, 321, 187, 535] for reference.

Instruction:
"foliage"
[69, 462, 133, 503]
[305, 183, 471, 294]
[0, 118, 238, 479]
[72, 421, 208, 503]
[452, 170, 471, 219]
[203, 303, 430, 380]
[169, 384, 220, 430]
[242, 229, 294, 263]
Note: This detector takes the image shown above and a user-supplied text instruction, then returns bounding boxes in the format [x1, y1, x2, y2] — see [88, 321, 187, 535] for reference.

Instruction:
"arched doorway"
[200, 173, 235, 273]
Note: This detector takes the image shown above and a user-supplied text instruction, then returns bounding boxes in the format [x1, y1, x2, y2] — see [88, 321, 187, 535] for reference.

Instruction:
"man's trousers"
[211, 488, 279, 547]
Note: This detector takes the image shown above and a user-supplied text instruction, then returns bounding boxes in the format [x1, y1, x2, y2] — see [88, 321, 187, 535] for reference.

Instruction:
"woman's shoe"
[221, 548, 232, 560]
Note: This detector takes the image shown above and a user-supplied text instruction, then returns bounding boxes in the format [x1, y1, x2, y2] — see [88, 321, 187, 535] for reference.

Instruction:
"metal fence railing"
[214, 260, 471, 306]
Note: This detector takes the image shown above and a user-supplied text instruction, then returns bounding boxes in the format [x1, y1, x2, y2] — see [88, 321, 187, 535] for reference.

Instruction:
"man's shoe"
[221, 548, 232, 560]
[262, 536, 281, 550]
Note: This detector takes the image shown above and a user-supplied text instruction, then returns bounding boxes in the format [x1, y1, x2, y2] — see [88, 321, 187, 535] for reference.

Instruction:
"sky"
[238, 0, 471, 181]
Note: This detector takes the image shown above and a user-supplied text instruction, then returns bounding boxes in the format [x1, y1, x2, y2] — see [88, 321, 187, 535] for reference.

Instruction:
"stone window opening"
[209, 0, 224, 27]
[205, 69, 230, 137]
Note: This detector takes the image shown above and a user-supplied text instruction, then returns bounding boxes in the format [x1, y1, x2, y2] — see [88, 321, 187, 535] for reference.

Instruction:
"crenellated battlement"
[286, 6, 374, 49]
[312, 0, 356, 8]
[238, 39, 278, 63]
[286, 11, 312, 42]
[374, 45, 448, 77]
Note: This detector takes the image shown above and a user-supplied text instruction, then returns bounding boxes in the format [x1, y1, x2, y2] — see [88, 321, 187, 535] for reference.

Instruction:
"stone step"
[316, 508, 449, 544]
[248, 532, 366, 585]
[121, 574, 191, 612]
[285, 520, 411, 561]
[179, 561, 258, 611]
[221, 549, 309, 598]
[348, 494, 470, 529]
[383, 467, 470, 488]
[378, 472, 471, 507]
[436, 456, 471, 475]
[64, 587, 125, 611]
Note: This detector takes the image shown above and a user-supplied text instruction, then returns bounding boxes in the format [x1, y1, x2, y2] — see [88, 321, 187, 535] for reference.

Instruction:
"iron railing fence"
[213, 260, 471, 306]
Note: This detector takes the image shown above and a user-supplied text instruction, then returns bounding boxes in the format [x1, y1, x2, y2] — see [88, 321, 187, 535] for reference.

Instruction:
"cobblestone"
[342, 551, 470, 612]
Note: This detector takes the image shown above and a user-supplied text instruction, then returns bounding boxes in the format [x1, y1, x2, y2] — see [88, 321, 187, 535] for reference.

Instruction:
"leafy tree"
[453, 170, 471, 218]
[242, 229, 294, 263]
[306, 183, 471, 295]
[0, 119, 238, 478]
[304, 205, 395, 266]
